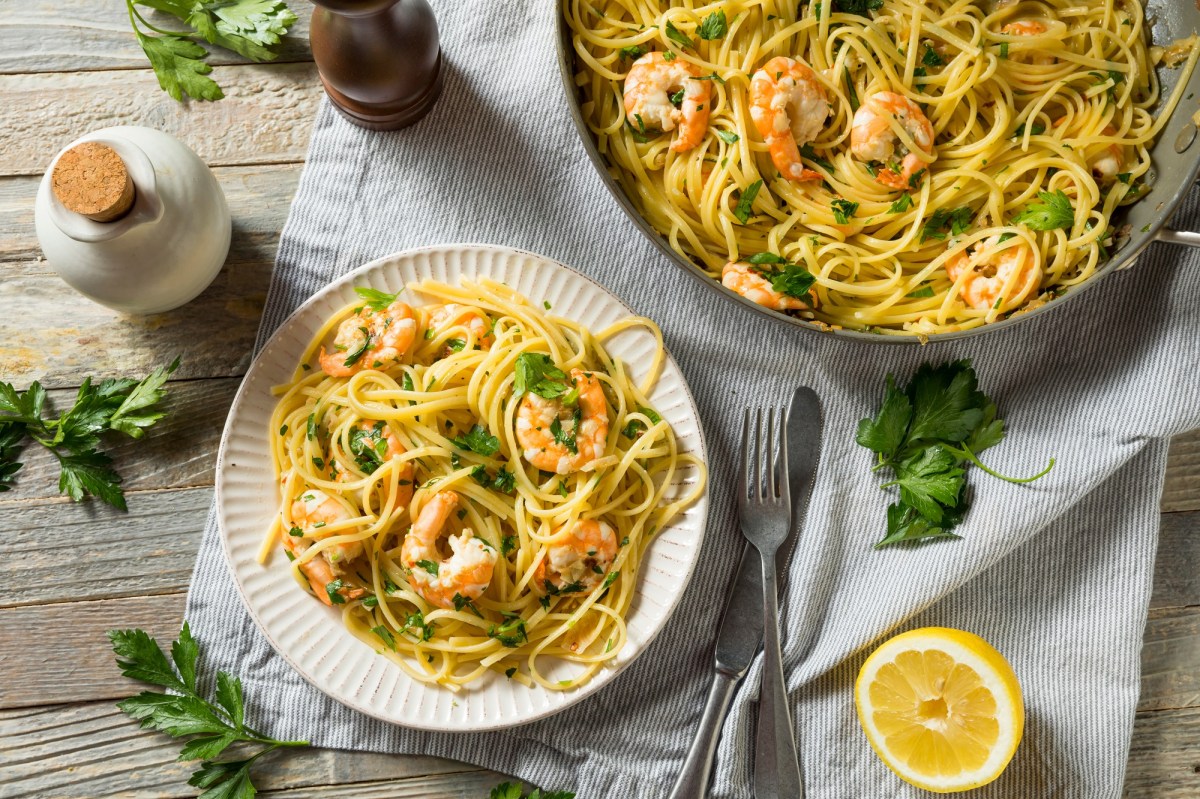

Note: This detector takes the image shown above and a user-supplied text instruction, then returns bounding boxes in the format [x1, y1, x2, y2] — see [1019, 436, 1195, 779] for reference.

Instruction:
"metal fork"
[738, 408, 802, 799]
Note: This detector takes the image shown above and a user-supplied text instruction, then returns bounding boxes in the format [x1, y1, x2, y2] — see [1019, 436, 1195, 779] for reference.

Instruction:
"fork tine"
[764, 407, 774, 500]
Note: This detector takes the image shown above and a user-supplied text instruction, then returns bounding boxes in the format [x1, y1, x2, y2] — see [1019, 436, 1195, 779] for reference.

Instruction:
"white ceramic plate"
[216, 244, 709, 731]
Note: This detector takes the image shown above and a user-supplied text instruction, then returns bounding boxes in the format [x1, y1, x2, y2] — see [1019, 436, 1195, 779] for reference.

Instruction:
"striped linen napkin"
[186, 2, 1200, 795]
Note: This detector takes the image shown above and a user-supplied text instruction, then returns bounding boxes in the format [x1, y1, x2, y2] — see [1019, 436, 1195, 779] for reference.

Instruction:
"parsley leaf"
[799, 143, 834, 173]
[747, 255, 817, 303]
[831, 0, 883, 13]
[109, 622, 308, 796]
[514, 353, 572, 399]
[698, 10, 728, 40]
[664, 20, 695, 49]
[920, 206, 973, 241]
[831, 198, 859, 224]
[922, 45, 945, 67]
[716, 129, 740, 144]
[1013, 122, 1046, 138]
[733, 179, 763, 224]
[489, 784, 575, 799]
[887, 193, 913, 214]
[488, 616, 528, 647]
[857, 360, 1054, 548]
[353, 286, 401, 311]
[125, 0, 296, 102]
[619, 44, 645, 60]
[1012, 189, 1075, 231]
[0, 360, 178, 507]
[452, 423, 500, 456]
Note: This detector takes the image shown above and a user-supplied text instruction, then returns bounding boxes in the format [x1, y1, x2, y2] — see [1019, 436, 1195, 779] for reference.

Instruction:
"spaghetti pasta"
[262, 279, 706, 690]
[565, 0, 1199, 335]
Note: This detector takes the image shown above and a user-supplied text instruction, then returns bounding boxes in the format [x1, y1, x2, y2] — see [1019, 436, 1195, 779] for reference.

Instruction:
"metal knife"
[667, 387, 823, 799]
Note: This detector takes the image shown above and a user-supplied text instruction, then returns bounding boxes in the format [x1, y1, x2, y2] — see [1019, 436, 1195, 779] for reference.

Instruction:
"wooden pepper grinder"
[309, 0, 444, 131]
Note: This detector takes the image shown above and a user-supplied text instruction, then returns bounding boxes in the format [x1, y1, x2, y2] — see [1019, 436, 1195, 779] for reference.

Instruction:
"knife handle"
[667, 669, 740, 799]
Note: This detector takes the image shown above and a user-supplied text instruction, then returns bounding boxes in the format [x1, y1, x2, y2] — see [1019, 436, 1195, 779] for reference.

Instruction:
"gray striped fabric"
[186, 3, 1200, 796]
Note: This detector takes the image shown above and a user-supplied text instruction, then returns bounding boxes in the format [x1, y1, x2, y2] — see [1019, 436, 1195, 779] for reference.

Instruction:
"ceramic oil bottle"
[34, 126, 231, 315]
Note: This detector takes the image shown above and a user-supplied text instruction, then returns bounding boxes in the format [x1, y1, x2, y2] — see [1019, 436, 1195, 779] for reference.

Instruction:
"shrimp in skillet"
[623, 52, 712, 152]
[721, 262, 815, 312]
[749, 57, 832, 182]
[946, 235, 1042, 311]
[850, 91, 937, 190]
[319, 299, 418, 377]
[401, 491, 497, 610]
[534, 519, 619, 594]
[1000, 19, 1057, 66]
[516, 368, 609, 474]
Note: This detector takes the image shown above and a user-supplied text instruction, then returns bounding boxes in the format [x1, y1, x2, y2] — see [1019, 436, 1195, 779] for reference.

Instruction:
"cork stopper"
[51, 142, 136, 223]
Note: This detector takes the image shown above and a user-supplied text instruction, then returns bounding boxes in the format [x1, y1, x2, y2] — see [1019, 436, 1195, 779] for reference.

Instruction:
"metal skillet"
[556, 1, 1200, 343]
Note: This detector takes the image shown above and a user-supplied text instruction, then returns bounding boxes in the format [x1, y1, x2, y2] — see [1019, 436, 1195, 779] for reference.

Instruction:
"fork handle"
[666, 669, 740, 799]
[754, 552, 803, 799]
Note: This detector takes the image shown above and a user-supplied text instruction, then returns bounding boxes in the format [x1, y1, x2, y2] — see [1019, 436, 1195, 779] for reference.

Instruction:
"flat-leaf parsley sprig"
[0, 358, 179, 509]
[125, 0, 297, 101]
[489, 782, 575, 799]
[109, 623, 308, 797]
[856, 360, 1054, 549]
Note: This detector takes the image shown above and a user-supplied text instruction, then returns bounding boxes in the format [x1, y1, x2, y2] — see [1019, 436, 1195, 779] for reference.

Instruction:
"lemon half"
[855, 627, 1024, 793]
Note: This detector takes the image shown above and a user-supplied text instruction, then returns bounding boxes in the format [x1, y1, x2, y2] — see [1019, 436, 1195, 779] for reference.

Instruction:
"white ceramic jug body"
[34, 126, 232, 315]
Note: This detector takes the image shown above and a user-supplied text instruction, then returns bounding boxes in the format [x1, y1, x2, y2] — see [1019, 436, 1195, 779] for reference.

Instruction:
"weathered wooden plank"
[1124, 706, 1200, 797]
[2, 378, 238, 502]
[0, 695, 1195, 798]
[0, 162, 300, 272]
[0, 1, 312, 75]
[1163, 428, 1200, 514]
[1150, 510, 1200, 611]
[0, 595, 187, 709]
[0, 63, 320, 178]
[3, 550, 1199, 711]
[0, 701, 477, 799]
[0, 488, 210, 610]
[1141, 606, 1200, 713]
[0, 164, 297, 389]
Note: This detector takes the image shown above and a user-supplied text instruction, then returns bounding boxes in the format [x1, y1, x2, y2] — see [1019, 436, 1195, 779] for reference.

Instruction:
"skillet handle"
[1155, 228, 1200, 248]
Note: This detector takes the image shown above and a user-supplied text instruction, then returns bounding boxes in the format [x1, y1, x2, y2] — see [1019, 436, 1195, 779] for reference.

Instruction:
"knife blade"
[666, 387, 823, 799]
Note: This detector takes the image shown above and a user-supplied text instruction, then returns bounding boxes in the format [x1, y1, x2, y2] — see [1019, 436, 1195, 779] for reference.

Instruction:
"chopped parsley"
[664, 20, 695, 49]
[371, 625, 396, 650]
[618, 45, 645, 61]
[514, 353, 572, 399]
[831, 198, 859, 224]
[698, 10, 727, 40]
[415, 559, 439, 576]
[746, 252, 817, 302]
[888, 194, 913, 214]
[488, 616, 528, 648]
[621, 405, 662, 439]
[452, 423, 500, 456]
[325, 579, 347, 605]
[353, 287, 401, 311]
[342, 327, 372, 367]
[1012, 190, 1074, 231]
[716, 129, 740, 144]
[920, 206, 973, 242]
[800, 143, 834, 172]
[733, 179, 763, 224]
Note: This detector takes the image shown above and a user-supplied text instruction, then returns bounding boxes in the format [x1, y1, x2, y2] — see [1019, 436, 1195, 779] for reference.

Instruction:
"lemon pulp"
[855, 627, 1024, 793]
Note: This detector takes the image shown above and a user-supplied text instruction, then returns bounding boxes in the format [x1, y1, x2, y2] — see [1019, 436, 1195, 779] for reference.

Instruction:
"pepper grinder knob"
[309, 0, 444, 131]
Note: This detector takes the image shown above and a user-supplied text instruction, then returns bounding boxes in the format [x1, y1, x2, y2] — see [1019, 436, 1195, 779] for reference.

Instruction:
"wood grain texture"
[1, 378, 238, 502]
[1150, 510, 1200, 611]
[0, 164, 302, 388]
[1124, 706, 1200, 798]
[0, 2, 312, 75]
[0, 701, 480, 799]
[0, 63, 319, 178]
[0, 488, 210, 610]
[1163, 428, 1200, 514]
[0, 512, 1196, 709]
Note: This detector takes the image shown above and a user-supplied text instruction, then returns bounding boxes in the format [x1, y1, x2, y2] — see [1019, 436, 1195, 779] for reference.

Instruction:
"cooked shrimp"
[349, 420, 414, 506]
[721, 262, 814, 311]
[1051, 118, 1128, 181]
[850, 91, 937, 190]
[401, 491, 497, 610]
[516, 368, 609, 474]
[285, 489, 366, 605]
[749, 57, 832, 182]
[534, 519, 619, 593]
[945, 235, 1042, 311]
[319, 300, 418, 377]
[1000, 20, 1056, 66]
[429, 304, 494, 351]
[623, 51, 711, 152]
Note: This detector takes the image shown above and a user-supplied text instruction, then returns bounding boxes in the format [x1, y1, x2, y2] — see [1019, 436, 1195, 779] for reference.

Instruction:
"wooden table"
[1, 7, 1197, 797]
